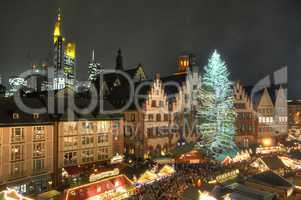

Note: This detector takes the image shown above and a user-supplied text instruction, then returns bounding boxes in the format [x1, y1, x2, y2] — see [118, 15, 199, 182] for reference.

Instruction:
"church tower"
[177, 53, 196, 74]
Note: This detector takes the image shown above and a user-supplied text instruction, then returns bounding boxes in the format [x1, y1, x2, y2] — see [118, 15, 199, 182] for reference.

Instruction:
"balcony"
[97, 142, 109, 147]
[11, 136, 25, 143]
[33, 151, 46, 158]
[33, 134, 45, 141]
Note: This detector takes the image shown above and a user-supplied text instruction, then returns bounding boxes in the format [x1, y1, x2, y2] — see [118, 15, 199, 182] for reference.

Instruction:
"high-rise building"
[6, 76, 27, 96]
[88, 50, 102, 82]
[53, 10, 65, 90]
[52, 9, 76, 90]
[26, 64, 48, 92]
[64, 43, 76, 86]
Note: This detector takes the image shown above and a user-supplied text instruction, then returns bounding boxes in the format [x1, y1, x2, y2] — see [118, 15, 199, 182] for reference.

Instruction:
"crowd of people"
[130, 162, 228, 200]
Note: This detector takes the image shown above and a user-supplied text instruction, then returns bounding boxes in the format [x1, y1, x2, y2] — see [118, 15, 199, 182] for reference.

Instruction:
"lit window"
[33, 126, 45, 140]
[97, 133, 108, 144]
[13, 113, 19, 119]
[131, 114, 135, 121]
[33, 159, 44, 171]
[151, 100, 156, 107]
[33, 113, 39, 119]
[11, 144, 24, 161]
[148, 114, 154, 121]
[33, 142, 45, 157]
[10, 162, 24, 176]
[64, 151, 77, 166]
[82, 149, 94, 163]
[156, 114, 161, 121]
[270, 117, 274, 123]
[11, 128, 24, 143]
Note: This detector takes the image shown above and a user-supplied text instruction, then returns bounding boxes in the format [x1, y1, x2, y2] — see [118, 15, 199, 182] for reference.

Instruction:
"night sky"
[0, 0, 300, 99]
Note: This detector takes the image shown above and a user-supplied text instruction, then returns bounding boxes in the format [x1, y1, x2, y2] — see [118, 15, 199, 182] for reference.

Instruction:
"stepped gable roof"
[161, 73, 187, 97]
[247, 171, 293, 188]
[107, 72, 189, 109]
[242, 84, 283, 108]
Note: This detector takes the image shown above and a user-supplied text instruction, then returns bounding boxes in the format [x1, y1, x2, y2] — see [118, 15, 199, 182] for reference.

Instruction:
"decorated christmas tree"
[196, 50, 237, 160]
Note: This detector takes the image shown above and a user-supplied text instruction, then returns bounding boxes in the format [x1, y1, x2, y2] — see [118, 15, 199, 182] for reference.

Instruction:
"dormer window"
[13, 113, 19, 119]
[33, 113, 39, 119]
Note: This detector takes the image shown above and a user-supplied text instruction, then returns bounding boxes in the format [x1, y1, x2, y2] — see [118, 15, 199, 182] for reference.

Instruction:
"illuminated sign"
[89, 168, 119, 182]
[110, 154, 124, 164]
[215, 169, 239, 183]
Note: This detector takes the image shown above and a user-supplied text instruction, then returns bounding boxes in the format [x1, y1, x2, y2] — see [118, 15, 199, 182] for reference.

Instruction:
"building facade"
[234, 82, 288, 147]
[114, 53, 201, 159]
[0, 97, 124, 195]
[0, 98, 54, 194]
[288, 100, 301, 139]
[58, 119, 124, 169]
[124, 75, 177, 159]
[234, 83, 258, 148]
[0, 125, 54, 194]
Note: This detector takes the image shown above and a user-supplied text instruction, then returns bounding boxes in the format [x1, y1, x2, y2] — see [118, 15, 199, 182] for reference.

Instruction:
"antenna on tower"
[92, 50, 95, 62]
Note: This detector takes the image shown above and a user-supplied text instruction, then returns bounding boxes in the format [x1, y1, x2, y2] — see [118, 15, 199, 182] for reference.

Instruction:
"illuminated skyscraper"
[6, 75, 27, 96]
[52, 9, 76, 90]
[88, 50, 102, 82]
[53, 9, 65, 90]
[26, 64, 48, 92]
[64, 42, 76, 86]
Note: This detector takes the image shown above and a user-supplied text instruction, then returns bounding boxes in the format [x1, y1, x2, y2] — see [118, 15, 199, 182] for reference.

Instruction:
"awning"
[137, 170, 158, 184]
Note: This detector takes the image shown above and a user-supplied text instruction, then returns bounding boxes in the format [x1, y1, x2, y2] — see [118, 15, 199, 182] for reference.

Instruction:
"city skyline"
[0, 0, 300, 98]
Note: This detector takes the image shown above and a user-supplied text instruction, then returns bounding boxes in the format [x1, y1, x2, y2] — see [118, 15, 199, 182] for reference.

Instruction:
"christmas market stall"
[61, 174, 136, 200]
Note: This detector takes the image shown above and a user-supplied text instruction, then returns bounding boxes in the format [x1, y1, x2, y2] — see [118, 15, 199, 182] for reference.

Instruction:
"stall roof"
[248, 171, 293, 188]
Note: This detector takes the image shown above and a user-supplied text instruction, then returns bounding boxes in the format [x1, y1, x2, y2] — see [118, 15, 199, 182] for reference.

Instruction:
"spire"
[53, 8, 62, 44]
[92, 50, 95, 62]
[116, 49, 123, 70]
